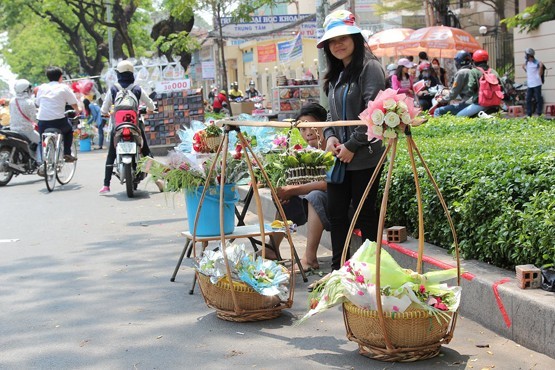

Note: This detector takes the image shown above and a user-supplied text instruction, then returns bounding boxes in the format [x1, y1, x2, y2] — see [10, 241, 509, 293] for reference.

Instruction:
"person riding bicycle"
[9, 79, 40, 161]
[36, 66, 80, 162]
[98, 60, 156, 194]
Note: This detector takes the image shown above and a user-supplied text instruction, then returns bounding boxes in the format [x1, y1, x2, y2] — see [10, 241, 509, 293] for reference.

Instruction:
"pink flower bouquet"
[359, 88, 421, 141]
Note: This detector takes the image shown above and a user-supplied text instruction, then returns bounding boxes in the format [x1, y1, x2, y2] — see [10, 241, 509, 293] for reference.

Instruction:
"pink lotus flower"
[355, 275, 365, 283]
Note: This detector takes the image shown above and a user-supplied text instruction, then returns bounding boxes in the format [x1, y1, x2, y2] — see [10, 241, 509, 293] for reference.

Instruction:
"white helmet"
[116, 60, 134, 73]
[14, 79, 32, 95]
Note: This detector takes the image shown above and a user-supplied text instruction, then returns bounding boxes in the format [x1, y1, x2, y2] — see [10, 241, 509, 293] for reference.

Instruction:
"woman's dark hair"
[46, 67, 63, 82]
[296, 102, 327, 122]
[83, 98, 91, 115]
[323, 33, 376, 95]
[431, 57, 441, 66]
[418, 51, 428, 60]
[394, 65, 409, 80]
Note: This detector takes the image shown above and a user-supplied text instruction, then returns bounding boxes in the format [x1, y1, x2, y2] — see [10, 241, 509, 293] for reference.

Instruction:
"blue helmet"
[454, 50, 472, 69]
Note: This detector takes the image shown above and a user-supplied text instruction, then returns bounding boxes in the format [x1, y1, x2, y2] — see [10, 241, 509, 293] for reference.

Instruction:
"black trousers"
[326, 165, 383, 271]
[38, 117, 73, 155]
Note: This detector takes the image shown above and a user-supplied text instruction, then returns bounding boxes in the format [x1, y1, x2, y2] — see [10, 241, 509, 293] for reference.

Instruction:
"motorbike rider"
[245, 81, 260, 99]
[228, 82, 244, 101]
[99, 60, 155, 194]
[36, 66, 80, 162]
[415, 62, 439, 111]
[0, 98, 10, 127]
[8, 79, 41, 162]
[434, 51, 479, 117]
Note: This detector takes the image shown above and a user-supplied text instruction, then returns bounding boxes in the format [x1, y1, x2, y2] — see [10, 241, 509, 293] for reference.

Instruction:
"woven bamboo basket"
[205, 135, 223, 152]
[343, 302, 452, 361]
[340, 130, 461, 362]
[285, 165, 327, 185]
[197, 272, 283, 322]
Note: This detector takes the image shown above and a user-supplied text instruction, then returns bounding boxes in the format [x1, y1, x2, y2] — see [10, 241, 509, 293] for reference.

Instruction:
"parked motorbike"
[111, 106, 149, 198]
[0, 128, 41, 186]
[500, 74, 527, 106]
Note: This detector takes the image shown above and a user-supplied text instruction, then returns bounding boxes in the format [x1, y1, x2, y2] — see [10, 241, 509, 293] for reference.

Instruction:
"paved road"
[1, 149, 554, 369]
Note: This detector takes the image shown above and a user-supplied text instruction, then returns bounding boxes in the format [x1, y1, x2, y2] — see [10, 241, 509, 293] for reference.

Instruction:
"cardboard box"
[230, 101, 255, 115]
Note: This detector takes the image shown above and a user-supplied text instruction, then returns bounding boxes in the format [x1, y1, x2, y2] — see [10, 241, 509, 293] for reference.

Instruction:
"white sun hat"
[317, 10, 362, 49]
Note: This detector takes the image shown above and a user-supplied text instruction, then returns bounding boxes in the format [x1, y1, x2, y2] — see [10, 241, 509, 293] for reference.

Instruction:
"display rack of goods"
[143, 88, 204, 146]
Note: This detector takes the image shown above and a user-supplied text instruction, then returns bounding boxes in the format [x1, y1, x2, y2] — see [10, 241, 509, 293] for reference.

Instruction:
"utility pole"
[348, 0, 356, 19]
[316, 0, 329, 109]
[105, 1, 114, 67]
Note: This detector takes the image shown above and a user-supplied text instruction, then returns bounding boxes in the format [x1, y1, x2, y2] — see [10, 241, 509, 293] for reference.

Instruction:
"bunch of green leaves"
[383, 115, 555, 269]
[281, 149, 335, 169]
[205, 124, 223, 137]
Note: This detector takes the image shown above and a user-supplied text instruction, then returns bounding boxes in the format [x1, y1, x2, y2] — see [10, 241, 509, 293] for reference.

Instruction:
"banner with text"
[221, 14, 317, 39]
[278, 33, 302, 62]
[257, 44, 277, 63]
[201, 61, 215, 80]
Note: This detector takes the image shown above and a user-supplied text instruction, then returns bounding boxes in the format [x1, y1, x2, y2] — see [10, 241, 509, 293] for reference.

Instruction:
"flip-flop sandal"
[294, 265, 320, 274]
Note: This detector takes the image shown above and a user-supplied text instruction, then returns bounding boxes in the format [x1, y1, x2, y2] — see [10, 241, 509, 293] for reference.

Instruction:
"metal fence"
[482, 34, 515, 77]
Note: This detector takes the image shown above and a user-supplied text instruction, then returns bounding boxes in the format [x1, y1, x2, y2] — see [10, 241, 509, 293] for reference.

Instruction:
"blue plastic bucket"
[185, 184, 239, 236]
[80, 138, 91, 152]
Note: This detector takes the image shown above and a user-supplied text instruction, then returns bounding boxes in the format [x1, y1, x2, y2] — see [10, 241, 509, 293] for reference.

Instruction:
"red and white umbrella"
[365, 28, 415, 57]
[394, 26, 481, 58]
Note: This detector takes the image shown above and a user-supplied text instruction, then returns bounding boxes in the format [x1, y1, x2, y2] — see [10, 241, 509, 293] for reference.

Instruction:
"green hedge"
[383, 115, 555, 269]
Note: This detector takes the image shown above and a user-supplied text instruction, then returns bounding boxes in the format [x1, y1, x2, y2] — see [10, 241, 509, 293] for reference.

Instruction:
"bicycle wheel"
[56, 140, 77, 185]
[43, 137, 57, 192]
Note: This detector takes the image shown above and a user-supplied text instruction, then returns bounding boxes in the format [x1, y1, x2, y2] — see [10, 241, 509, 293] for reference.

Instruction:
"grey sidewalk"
[239, 186, 555, 359]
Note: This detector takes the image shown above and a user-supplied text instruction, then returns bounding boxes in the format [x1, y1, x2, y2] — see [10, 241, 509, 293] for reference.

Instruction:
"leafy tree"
[502, 0, 555, 32]
[1, 17, 79, 83]
[0, 0, 154, 79]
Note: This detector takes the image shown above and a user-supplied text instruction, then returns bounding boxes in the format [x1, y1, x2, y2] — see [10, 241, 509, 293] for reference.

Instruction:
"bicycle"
[42, 112, 79, 192]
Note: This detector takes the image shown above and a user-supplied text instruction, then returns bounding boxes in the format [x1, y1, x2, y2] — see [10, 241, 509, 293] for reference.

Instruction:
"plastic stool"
[507, 106, 524, 117]
[545, 104, 555, 116]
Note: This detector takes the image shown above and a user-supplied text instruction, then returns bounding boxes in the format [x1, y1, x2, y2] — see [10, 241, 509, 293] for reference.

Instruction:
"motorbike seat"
[2, 130, 32, 143]
[44, 128, 62, 134]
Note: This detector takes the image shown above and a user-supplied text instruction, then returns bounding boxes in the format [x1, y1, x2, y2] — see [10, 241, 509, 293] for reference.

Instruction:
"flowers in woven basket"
[193, 123, 223, 153]
[359, 88, 422, 142]
[195, 243, 290, 299]
[297, 240, 462, 325]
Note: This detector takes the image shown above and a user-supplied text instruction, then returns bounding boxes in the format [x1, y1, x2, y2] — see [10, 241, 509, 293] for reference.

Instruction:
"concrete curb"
[238, 185, 555, 359]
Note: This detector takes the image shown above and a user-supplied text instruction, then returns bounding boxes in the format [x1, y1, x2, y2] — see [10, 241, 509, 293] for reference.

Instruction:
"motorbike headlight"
[0, 134, 6, 140]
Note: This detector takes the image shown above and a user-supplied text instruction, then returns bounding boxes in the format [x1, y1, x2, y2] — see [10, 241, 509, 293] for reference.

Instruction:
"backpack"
[475, 67, 504, 107]
[112, 83, 140, 125]
[385, 75, 393, 89]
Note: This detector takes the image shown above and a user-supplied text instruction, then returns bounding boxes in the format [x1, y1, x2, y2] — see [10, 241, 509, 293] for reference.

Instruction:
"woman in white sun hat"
[318, 9, 386, 272]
